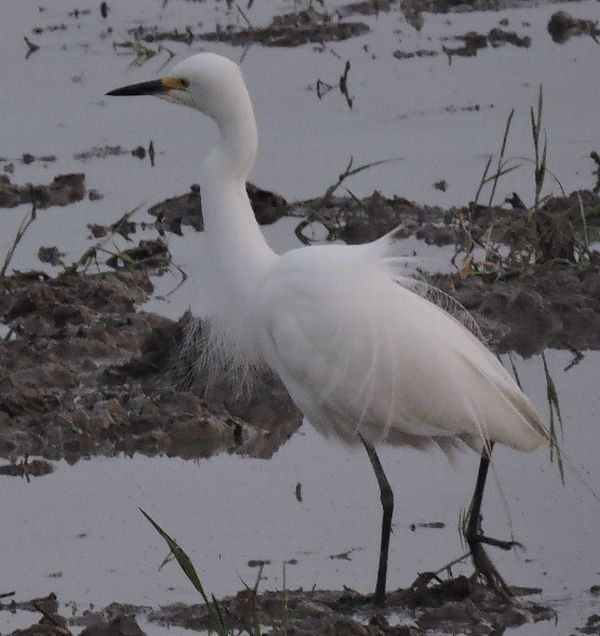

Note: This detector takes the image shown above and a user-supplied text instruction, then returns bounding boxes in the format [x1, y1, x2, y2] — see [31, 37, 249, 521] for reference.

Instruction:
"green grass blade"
[140, 509, 212, 605]
[140, 508, 230, 636]
[488, 108, 514, 206]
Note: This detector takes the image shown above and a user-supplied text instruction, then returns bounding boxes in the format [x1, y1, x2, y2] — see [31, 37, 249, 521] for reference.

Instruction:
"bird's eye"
[180, 78, 190, 89]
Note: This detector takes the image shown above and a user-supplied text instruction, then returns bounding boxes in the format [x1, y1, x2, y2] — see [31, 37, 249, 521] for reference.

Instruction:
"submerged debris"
[1, 580, 555, 636]
[442, 28, 529, 61]
[38, 246, 64, 266]
[104, 238, 170, 270]
[339, 0, 397, 17]
[199, 9, 369, 47]
[0, 174, 85, 209]
[393, 48, 438, 60]
[200, 22, 369, 47]
[547, 11, 600, 44]
[21, 153, 56, 165]
[74, 144, 149, 161]
[0, 457, 54, 478]
[147, 577, 553, 634]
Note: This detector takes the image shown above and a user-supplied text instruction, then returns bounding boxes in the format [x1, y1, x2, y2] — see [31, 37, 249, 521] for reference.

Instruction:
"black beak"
[106, 79, 167, 97]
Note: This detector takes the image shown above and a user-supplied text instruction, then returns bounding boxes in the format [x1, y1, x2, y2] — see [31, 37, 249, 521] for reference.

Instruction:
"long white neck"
[199, 82, 278, 367]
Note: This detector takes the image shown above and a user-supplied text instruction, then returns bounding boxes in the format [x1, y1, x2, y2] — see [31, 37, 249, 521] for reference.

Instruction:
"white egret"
[107, 53, 549, 606]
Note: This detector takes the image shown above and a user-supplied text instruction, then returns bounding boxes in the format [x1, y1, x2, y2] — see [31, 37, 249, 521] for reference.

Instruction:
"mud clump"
[4, 580, 549, 634]
[201, 8, 369, 47]
[0, 457, 53, 477]
[393, 48, 438, 60]
[0, 269, 301, 468]
[38, 246, 64, 266]
[148, 182, 289, 233]
[435, 266, 600, 357]
[0, 174, 86, 209]
[2, 594, 144, 636]
[74, 145, 149, 162]
[144, 577, 554, 634]
[285, 188, 600, 356]
[547, 11, 600, 44]
[201, 21, 369, 47]
[442, 28, 529, 60]
[2, 181, 599, 467]
[104, 239, 170, 271]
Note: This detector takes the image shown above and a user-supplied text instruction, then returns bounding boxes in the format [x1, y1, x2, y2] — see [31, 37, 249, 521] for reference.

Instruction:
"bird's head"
[106, 52, 246, 124]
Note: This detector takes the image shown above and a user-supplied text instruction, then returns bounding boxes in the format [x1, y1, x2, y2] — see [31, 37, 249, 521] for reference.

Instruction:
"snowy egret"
[107, 53, 549, 606]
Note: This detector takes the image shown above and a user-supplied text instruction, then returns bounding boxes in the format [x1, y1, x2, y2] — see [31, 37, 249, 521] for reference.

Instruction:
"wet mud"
[2, 178, 598, 470]
[547, 10, 600, 44]
[128, 10, 370, 49]
[0, 174, 86, 209]
[200, 18, 370, 48]
[2, 577, 559, 635]
[73, 144, 150, 163]
[118, 0, 548, 54]
[0, 268, 301, 468]
[147, 182, 289, 233]
[435, 265, 600, 357]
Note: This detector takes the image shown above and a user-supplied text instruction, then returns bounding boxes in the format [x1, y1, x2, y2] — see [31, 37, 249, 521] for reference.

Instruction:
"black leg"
[465, 443, 520, 597]
[360, 436, 394, 608]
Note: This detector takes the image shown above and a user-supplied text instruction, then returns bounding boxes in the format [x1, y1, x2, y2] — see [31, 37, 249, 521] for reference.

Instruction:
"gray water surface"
[1, 1, 600, 633]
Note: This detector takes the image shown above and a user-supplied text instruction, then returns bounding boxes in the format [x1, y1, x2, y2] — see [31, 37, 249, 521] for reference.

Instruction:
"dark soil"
[200, 19, 370, 48]
[2, 178, 598, 470]
[144, 183, 600, 361]
[147, 182, 289, 233]
[0, 268, 301, 468]
[441, 27, 530, 60]
[2, 576, 558, 635]
[73, 145, 149, 162]
[127, 10, 369, 49]
[435, 266, 600, 357]
[0, 174, 86, 209]
[547, 10, 600, 45]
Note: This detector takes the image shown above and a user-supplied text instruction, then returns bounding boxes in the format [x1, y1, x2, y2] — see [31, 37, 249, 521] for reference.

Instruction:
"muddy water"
[2, 0, 600, 633]
[1, 0, 600, 272]
[2, 350, 600, 634]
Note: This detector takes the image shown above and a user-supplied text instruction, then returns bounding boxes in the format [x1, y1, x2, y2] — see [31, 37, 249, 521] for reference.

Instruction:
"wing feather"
[254, 244, 547, 452]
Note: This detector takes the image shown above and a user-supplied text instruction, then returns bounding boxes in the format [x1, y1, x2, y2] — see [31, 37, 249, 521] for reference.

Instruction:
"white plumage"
[153, 53, 546, 455]
[255, 240, 545, 452]
[107, 52, 549, 603]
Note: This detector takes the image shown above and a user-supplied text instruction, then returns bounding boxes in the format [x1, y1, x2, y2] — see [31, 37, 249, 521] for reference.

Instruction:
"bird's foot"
[468, 538, 513, 600]
[470, 532, 523, 551]
[370, 591, 386, 609]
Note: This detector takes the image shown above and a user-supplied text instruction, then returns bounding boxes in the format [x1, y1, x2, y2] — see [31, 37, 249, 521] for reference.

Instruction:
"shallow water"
[1, 0, 600, 272]
[1, 349, 600, 633]
[1, 0, 600, 633]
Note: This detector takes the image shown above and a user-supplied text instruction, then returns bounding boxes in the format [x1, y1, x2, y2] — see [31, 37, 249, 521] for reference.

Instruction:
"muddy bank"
[117, 0, 555, 55]
[146, 579, 554, 635]
[147, 182, 289, 233]
[2, 576, 558, 635]
[128, 8, 370, 49]
[0, 268, 301, 467]
[435, 266, 600, 357]
[2, 180, 597, 470]
[145, 181, 600, 359]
